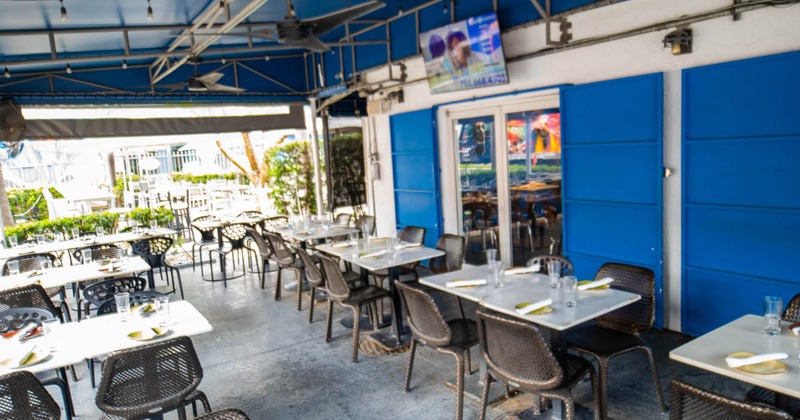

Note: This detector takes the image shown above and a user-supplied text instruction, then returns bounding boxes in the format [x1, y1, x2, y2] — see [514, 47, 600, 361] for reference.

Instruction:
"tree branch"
[215, 139, 254, 185]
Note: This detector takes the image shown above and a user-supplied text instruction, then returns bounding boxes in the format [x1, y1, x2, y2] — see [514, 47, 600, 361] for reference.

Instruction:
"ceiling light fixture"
[221, 56, 226, 64]
[59, 0, 68, 21]
[65, 64, 72, 74]
[264, 55, 270, 61]
[4, 67, 10, 79]
[122, 60, 128, 69]
[147, 0, 153, 21]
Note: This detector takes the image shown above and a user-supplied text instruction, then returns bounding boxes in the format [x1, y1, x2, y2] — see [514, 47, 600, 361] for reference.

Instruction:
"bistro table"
[670, 314, 800, 415]
[192, 215, 265, 282]
[0, 228, 177, 261]
[0, 257, 151, 292]
[335, 241, 444, 350]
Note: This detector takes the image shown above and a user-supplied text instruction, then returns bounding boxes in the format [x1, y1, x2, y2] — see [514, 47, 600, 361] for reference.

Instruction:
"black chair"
[422, 233, 466, 275]
[95, 336, 212, 420]
[264, 232, 304, 308]
[0, 307, 54, 333]
[370, 225, 426, 285]
[0, 284, 64, 323]
[71, 243, 123, 264]
[334, 213, 352, 227]
[2, 253, 69, 321]
[354, 215, 376, 237]
[132, 236, 184, 299]
[196, 409, 252, 420]
[319, 254, 393, 363]
[191, 215, 219, 272]
[263, 215, 289, 231]
[526, 254, 574, 276]
[396, 281, 479, 420]
[567, 263, 666, 419]
[78, 276, 147, 320]
[244, 226, 276, 289]
[671, 379, 791, 420]
[0, 371, 63, 420]
[477, 310, 599, 420]
[207, 223, 258, 287]
[295, 246, 324, 323]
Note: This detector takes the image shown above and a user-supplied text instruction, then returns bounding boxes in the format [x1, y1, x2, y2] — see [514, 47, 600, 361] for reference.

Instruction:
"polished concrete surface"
[58, 262, 755, 419]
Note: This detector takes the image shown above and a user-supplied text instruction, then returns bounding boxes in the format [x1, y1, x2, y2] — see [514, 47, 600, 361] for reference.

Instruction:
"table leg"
[202, 226, 244, 282]
[368, 266, 411, 350]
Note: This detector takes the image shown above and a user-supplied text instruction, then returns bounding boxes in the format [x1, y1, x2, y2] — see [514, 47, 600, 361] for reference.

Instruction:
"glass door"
[453, 115, 499, 264]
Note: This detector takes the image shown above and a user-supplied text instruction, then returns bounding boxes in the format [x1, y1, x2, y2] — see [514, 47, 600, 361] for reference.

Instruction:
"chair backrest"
[196, 409, 252, 420]
[318, 254, 350, 301]
[594, 262, 655, 334]
[263, 216, 288, 230]
[96, 336, 204, 419]
[2, 253, 59, 275]
[399, 226, 425, 245]
[237, 211, 263, 219]
[395, 281, 452, 347]
[429, 234, 466, 274]
[72, 244, 122, 264]
[354, 216, 376, 237]
[97, 291, 166, 316]
[0, 307, 55, 334]
[0, 285, 60, 320]
[526, 255, 574, 276]
[192, 215, 217, 242]
[171, 206, 193, 241]
[295, 247, 323, 288]
[334, 213, 352, 227]
[132, 237, 174, 269]
[669, 379, 792, 420]
[244, 227, 271, 258]
[0, 371, 62, 420]
[220, 223, 248, 249]
[263, 232, 295, 266]
[82, 277, 148, 308]
[782, 293, 800, 323]
[476, 310, 563, 391]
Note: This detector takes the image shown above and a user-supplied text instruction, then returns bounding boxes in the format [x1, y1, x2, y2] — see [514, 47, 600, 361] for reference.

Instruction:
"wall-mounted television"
[419, 12, 509, 94]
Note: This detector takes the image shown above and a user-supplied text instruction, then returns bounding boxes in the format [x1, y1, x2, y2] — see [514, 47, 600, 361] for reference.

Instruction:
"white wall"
[362, 0, 800, 332]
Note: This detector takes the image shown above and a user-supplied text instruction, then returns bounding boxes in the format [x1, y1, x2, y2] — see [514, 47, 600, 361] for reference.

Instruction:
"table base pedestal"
[202, 269, 245, 282]
[283, 280, 311, 292]
[339, 313, 392, 330]
[445, 375, 506, 405]
[368, 328, 411, 351]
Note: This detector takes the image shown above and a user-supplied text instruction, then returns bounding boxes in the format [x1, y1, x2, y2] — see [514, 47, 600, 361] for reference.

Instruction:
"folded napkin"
[331, 242, 353, 248]
[791, 323, 800, 335]
[446, 279, 486, 288]
[578, 277, 614, 291]
[396, 242, 422, 250]
[725, 352, 788, 368]
[17, 345, 37, 366]
[295, 231, 313, 235]
[359, 249, 387, 259]
[505, 266, 537, 276]
[516, 299, 553, 315]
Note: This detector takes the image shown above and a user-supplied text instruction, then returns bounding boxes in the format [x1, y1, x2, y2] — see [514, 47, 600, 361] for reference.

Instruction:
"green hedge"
[4, 207, 173, 243]
[8, 187, 64, 223]
[264, 141, 316, 215]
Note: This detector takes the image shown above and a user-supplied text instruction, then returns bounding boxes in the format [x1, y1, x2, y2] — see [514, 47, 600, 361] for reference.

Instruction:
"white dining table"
[0, 228, 177, 261]
[0, 257, 151, 292]
[670, 314, 800, 407]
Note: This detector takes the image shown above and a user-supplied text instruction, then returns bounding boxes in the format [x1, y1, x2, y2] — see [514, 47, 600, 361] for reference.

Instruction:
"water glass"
[96, 227, 105, 237]
[115, 292, 131, 322]
[550, 277, 565, 308]
[7, 260, 19, 275]
[563, 276, 578, 308]
[485, 248, 497, 267]
[35, 234, 45, 245]
[348, 231, 359, 245]
[155, 296, 171, 328]
[150, 220, 158, 230]
[547, 260, 562, 287]
[491, 261, 505, 289]
[386, 236, 398, 261]
[81, 249, 93, 264]
[71, 228, 80, 240]
[40, 260, 52, 271]
[764, 296, 783, 336]
[7, 235, 17, 248]
[41, 318, 59, 354]
[362, 227, 371, 243]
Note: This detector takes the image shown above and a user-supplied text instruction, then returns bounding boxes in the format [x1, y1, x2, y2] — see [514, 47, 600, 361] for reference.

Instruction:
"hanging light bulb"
[147, 0, 153, 21]
[122, 60, 128, 69]
[264, 55, 270, 61]
[65, 64, 72, 74]
[60, 0, 68, 21]
[221, 56, 226, 64]
[397, 0, 403, 16]
[4, 67, 10, 79]
[443, 1, 448, 14]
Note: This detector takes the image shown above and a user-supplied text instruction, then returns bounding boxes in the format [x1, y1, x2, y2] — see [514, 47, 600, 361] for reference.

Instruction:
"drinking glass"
[115, 292, 131, 322]
[7, 235, 16, 248]
[348, 231, 359, 245]
[41, 318, 59, 354]
[764, 296, 783, 336]
[96, 227, 104, 237]
[491, 261, 505, 289]
[71, 228, 80, 240]
[547, 260, 562, 287]
[150, 220, 158, 230]
[40, 260, 52, 271]
[386, 236, 398, 261]
[486, 248, 497, 273]
[81, 249, 93, 264]
[362, 226, 371, 243]
[550, 276, 565, 308]
[564, 276, 578, 308]
[7, 260, 19, 275]
[35, 234, 45, 245]
[155, 296, 171, 329]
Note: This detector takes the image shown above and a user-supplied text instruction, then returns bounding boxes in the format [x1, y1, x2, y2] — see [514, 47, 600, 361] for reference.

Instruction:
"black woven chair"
[334, 213, 352, 227]
[319, 254, 393, 363]
[71, 243, 122, 264]
[671, 379, 791, 420]
[196, 409, 252, 420]
[263, 215, 288, 230]
[245, 226, 276, 289]
[0, 371, 62, 420]
[567, 263, 666, 419]
[191, 215, 219, 272]
[526, 254, 574, 276]
[207, 223, 258, 286]
[295, 246, 325, 323]
[78, 276, 147, 320]
[354, 215, 376, 237]
[2, 253, 69, 320]
[0, 284, 64, 322]
[95, 336, 212, 420]
[132, 236, 184, 299]
[477, 310, 599, 420]
[420, 234, 466, 276]
[264, 232, 304, 308]
[396, 281, 478, 420]
[0, 307, 54, 333]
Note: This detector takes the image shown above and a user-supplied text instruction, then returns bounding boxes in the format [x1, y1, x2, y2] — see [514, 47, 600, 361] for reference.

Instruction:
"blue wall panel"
[355, 27, 388, 71]
[454, 0, 493, 22]
[419, 4, 451, 33]
[561, 73, 664, 328]
[682, 50, 800, 335]
[563, 143, 658, 205]
[390, 14, 417, 61]
[390, 108, 442, 250]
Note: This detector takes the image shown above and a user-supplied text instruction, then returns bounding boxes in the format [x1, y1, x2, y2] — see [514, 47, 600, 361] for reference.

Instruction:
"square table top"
[315, 237, 395, 257]
[670, 314, 800, 400]
[0, 257, 151, 291]
[269, 224, 358, 242]
[419, 266, 640, 331]
[0, 228, 177, 260]
[339, 245, 444, 271]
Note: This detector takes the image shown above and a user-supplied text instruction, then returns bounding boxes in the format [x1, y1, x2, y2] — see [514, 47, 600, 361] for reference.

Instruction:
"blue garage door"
[389, 109, 443, 249]
[561, 74, 664, 328]
[682, 50, 800, 336]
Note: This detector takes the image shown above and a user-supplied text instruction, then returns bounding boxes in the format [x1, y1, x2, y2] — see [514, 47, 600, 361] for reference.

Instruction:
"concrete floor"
[58, 261, 755, 420]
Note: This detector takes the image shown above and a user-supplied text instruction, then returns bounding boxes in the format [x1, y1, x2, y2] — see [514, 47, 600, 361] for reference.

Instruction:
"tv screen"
[419, 12, 508, 94]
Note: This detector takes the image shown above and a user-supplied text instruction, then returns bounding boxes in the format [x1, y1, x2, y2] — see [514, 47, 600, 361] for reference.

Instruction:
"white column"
[307, 99, 324, 216]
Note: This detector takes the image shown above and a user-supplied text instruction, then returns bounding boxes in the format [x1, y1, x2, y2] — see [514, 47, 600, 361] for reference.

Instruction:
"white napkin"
[397, 242, 422, 250]
[445, 279, 486, 288]
[359, 249, 387, 259]
[505, 266, 537, 276]
[17, 345, 37, 366]
[578, 277, 614, 291]
[515, 299, 553, 315]
[331, 242, 353, 248]
[725, 352, 788, 368]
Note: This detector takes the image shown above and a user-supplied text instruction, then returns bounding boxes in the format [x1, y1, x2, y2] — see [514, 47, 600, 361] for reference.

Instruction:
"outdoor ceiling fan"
[161, 56, 245, 93]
